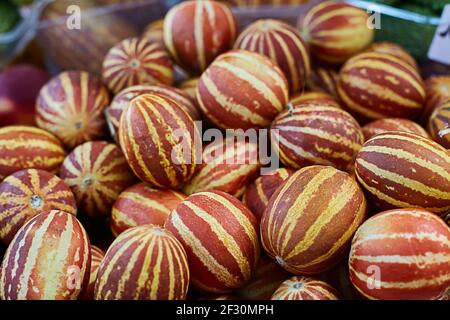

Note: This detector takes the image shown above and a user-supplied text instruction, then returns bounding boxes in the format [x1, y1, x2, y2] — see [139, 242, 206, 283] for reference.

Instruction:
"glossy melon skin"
[271, 276, 339, 300]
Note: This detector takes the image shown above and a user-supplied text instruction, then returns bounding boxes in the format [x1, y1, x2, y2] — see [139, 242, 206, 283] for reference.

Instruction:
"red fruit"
[164, 0, 237, 74]
[0, 64, 50, 127]
[94, 225, 190, 300]
[271, 276, 339, 300]
[289, 91, 341, 109]
[366, 42, 418, 69]
[35, 71, 110, 149]
[142, 19, 164, 47]
[242, 168, 294, 221]
[197, 50, 289, 129]
[165, 190, 260, 293]
[428, 101, 450, 148]
[260, 166, 367, 274]
[59, 141, 136, 218]
[111, 183, 186, 236]
[178, 77, 199, 102]
[422, 76, 450, 123]
[362, 118, 429, 141]
[0, 126, 65, 180]
[349, 208, 450, 300]
[0, 169, 76, 245]
[81, 245, 104, 300]
[0, 210, 91, 300]
[306, 66, 340, 99]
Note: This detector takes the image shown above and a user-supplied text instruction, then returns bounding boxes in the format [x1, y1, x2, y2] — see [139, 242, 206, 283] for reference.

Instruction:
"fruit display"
[119, 94, 199, 189]
[111, 183, 186, 236]
[59, 141, 136, 218]
[349, 208, 450, 300]
[0, 126, 65, 180]
[165, 191, 260, 293]
[35, 71, 110, 149]
[0, 210, 90, 300]
[338, 52, 426, 122]
[102, 37, 174, 94]
[197, 50, 289, 129]
[362, 118, 429, 141]
[355, 131, 450, 215]
[299, 1, 374, 65]
[183, 136, 261, 198]
[271, 276, 339, 300]
[271, 104, 364, 172]
[0, 65, 50, 127]
[261, 166, 366, 274]
[94, 225, 190, 300]
[1, 0, 450, 303]
[106, 84, 200, 141]
[0, 169, 76, 245]
[164, 0, 237, 75]
[428, 101, 450, 148]
[234, 19, 310, 93]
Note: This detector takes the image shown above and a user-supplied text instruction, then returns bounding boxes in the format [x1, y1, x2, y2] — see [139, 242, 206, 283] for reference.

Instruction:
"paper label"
[428, 5, 450, 65]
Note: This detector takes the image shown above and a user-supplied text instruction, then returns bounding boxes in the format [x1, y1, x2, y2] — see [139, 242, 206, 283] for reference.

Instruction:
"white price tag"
[428, 5, 450, 65]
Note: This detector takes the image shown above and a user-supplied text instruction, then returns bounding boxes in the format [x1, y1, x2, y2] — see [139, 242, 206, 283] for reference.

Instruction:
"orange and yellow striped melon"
[349, 208, 450, 300]
[102, 37, 174, 94]
[165, 190, 260, 293]
[299, 1, 374, 65]
[428, 101, 450, 149]
[271, 276, 339, 300]
[106, 84, 200, 142]
[111, 183, 186, 236]
[242, 168, 294, 222]
[0, 126, 65, 180]
[94, 225, 190, 300]
[362, 118, 429, 141]
[164, 0, 237, 75]
[0, 210, 90, 300]
[119, 94, 199, 189]
[35, 71, 110, 149]
[178, 77, 199, 102]
[81, 245, 104, 300]
[260, 166, 367, 274]
[289, 91, 341, 109]
[197, 50, 289, 129]
[271, 104, 364, 172]
[59, 141, 135, 218]
[142, 19, 164, 47]
[183, 136, 261, 198]
[366, 42, 418, 70]
[234, 19, 310, 93]
[306, 66, 340, 99]
[338, 52, 425, 122]
[355, 131, 450, 215]
[0, 169, 76, 245]
[422, 75, 450, 123]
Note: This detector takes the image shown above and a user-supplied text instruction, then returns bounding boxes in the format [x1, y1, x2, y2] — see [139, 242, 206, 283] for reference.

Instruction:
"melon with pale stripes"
[94, 225, 190, 300]
[59, 141, 135, 218]
[119, 94, 199, 189]
[260, 166, 367, 274]
[35, 71, 110, 149]
[355, 131, 450, 215]
[0, 210, 91, 300]
[289, 91, 341, 109]
[165, 190, 260, 293]
[102, 37, 174, 94]
[362, 118, 429, 141]
[299, 1, 374, 65]
[366, 42, 418, 69]
[242, 168, 294, 222]
[306, 66, 340, 99]
[349, 208, 450, 300]
[81, 245, 104, 300]
[197, 49, 289, 129]
[338, 52, 426, 122]
[0, 169, 76, 245]
[422, 75, 450, 123]
[111, 182, 186, 236]
[142, 19, 164, 47]
[234, 19, 310, 93]
[106, 84, 200, 142]
[237, 254, 290, 300]
[178, 77, 199, 102]
[0, 126, 65, 180]
[271, 104, 364, 172]
[163, 0, 237, 74]
[271, 276, 339, 300]
[428, 101, 450, 148]
[183, 136, 261, 198]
